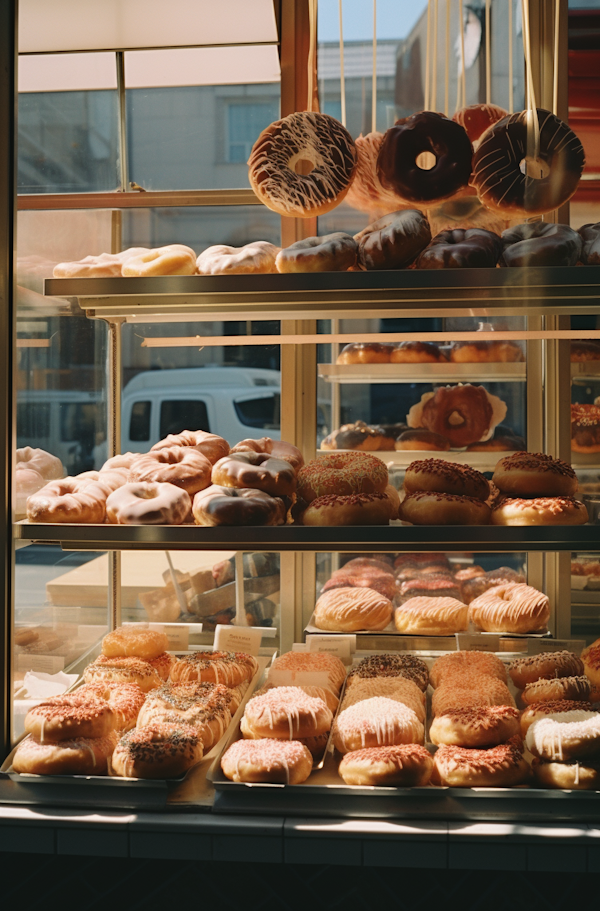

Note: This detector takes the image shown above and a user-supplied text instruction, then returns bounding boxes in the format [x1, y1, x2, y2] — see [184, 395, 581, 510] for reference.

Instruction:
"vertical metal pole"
[107, 318, 123, 630]
[0, 0, 17, 757]
[116, 51, 129, 193]
[525, 315, 545, 606]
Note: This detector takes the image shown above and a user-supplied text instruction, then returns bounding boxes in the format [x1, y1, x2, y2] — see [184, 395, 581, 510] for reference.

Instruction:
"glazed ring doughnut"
[197, 241, 280, 275]
[129, 446, 212, 496]
[221, 738, 313, 784]
[300, 492, 394, 527]
[16, 446, 63, 480]
[500, 222, 582, 268]
[393, 596, 469, 636]
[13, 732, 118, 776]
[101, 452, 140, 472]
[403, 458, 489, 501]
[192, 484, 286, 527]
[521, 676, 592, 706]
[24, 692, 116, 742]
[508, 651, 585, 690]
[431, 741, 530, 788]
[333, 697, 424, 754]
[111, 722, 204, 778]
[248, 112, 358, 218]
[526, 710, 600, 761]
[429, 651, 507, 689]
[520, 700, 594, 737]
[468, 582, 550, 634]
[106, 481, 191, 525]
[490, 496, 588, 527]
[532, 757, 600, 790]
[399, 491, 491, 525]
[338, 743, 434, 787]
[121, 244, 197, 277]
[429, 705, 521, 748]
[84, 656, 164, 693]
[471, 109, 585, 217]
[241, 687, 332, 740]
[211, 452, 296, 498]
[169, 650, 258, 687]
[492, 452, 578, 498]
[297, 453, 388, 503]
[102, 626, 169, 661]
[230, 437, 304, 472]
[276, 233, 358, 273]
[313, 587, 393, 632]
[151, 430, 229, 465]
[26, 477, 108, 523]
[407, 384, 506, 449]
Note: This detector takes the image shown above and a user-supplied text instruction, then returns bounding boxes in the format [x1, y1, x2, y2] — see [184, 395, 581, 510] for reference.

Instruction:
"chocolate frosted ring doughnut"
[354, 209, 432, 270]
[276, 233, 357, 273]
[321, 421, 383, 452]
[579, 222, 600, 265]
[192, 484, 286, 527]
[472, 109, 585, 217]
[248, 112, 358, 218]
[416, 228, 502, 269]
[500, 222, 582, 268]
[377, 112, 473, 205]
[211, 452, 296, 498]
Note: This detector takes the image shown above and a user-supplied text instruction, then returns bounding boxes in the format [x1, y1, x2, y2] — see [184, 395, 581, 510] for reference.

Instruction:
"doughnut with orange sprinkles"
[169, 651, 258, 687]
[338, 743, 433, 786]
[432, 741, 530, 787]
[492, 451, 578, 498]
[297, 452, 388, 503]
[269, 651, 347, 695]
[491, 495, 588, 526]
[221, 738, 313, 784]
[430, 705, 521, 748]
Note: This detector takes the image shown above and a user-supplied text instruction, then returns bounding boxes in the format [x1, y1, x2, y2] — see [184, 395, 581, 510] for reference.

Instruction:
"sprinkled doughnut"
[491, 496, 588, 527]
[269, 651, 346, 695]
[341, 676, 426, 723]
[83, 656, 163, 693]
[221, 738, 313, 784]
[230, 437, 304, 471]
[429, 651, 507, 688]
[508, 651, 584, 690]
[432, 741, 530, 788]
[111, 722, 204, 778]
[13, 732, 118, 776]
[148, 652, 176, 682]
[137, 684, 232, 749]
[403, 458, 489, 501]
[26, 476, 108, 523]
[77, 682, 146, 732]
[399, 491, 491, 525]
[430, 705, 521, 748]
[468, 582, 550, 634]
[492, 452, 578, 498]
[521, 676, 592, 706]
[211, 452, 296, 498]
[300, 492, 394, 527]
[276, 233, 357, 273]
[333, 696, 424, 753]
[248, 111, 358, 218]
[121, 244, 197, 276]
[102, 627, 169, 661]
[151, 429, 229, 465]
[197, 241, 280, 275]
[129, 446, 212, 496]
[526, 710, 600, 761]
[24, 691, 116, 742]
[338, 743, 433, 787]
[169, 650, 258, 688]
[192, 484, 286, 527]
[241, 687, 332, 740]
[255, 683, 339, 715]
[393, 596, 469, 636]
[432, 675, 516, 717]
[314, 586, 393, 632]
[297, 452, 388, 503]
[520, 700, 594, 737]
[106, 481, 191, 525]
[347, 654, 429, 693]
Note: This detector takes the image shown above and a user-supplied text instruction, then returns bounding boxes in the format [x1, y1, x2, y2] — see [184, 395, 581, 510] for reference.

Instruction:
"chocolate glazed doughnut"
[355, 209, 431, 270]
[500, 222, 582, 267]
[579, 223, 600, 264]
[416, 228, 502, 269]
[377, 112, 473, 205]
[471, 109, 585, 216]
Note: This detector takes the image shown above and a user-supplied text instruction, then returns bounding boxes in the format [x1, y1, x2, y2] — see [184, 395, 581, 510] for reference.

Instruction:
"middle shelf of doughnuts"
[318, 362, 527, 384]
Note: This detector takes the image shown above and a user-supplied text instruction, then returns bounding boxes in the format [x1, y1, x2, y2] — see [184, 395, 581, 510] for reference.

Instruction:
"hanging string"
[432, 0, 438, 111]
[339, 0, 346, 126]
[372, 0, 377, 132]
[307, 0, 318, 112]
[485, 0, 491, 105]
[456, 0, 466, 111]
[425, 0, 432, 111]
[508, 0, 514, 113]
[445, 0, 450, 115]
[552, 0, 560, 116]
[522, 0, 540, 163]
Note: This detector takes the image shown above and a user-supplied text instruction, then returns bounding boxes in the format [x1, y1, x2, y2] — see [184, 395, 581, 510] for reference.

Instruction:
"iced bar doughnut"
[122, 245, 197, 277]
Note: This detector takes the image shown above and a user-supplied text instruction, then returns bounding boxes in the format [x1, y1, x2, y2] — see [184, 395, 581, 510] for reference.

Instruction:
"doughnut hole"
[520, 157, 551, 179]
[416, 151, 436, 170]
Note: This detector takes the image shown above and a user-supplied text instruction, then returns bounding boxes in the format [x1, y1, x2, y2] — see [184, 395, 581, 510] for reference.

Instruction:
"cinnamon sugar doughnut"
[111, 722, 204, 778]
[151, 429, 229, 465]
[276, 233, 357, 273]
[509, 651, 584, 690]
[230, 437, 304, 471]
[399, 491, 491, 525]
[394, 596, 468, 636]
[169, 650, 258, 687]
[468, 582, 550, 634]
[212, 452, 296, 498]
[338, 743, 433, 787]
[192, 484, 286, 527]
[269, 651, 346, 695]
[300, 492, 393, 526]
[403, 458, 489, 501]
[526, 710, 600, 761]
[432, 742, 530, 788]
[122, 244, 197, 277]
[520, 700, 594, 737]
[348, 654, 429, 693]
[491, 496, 588, 526]
[129, 446, 212, 496]
[102, 626, 169, 661]
[297, 453, 388, 502]
[432, 675, 515, 716]
[77, 683, 145, 732]
[492, 452, 578, 498]
[26, 476, 108, 523]
[533, 758, 600, 790]
[430, 705, 521, 748]
[242, 687, 332, 740]
[13, 732, 118, 776]
[314, 587, 393, 632]
[248, 111, 358, 218]
[522, 676, 592, 706]
[333, 697, 424, 753]
[24, 692, 116, 742]
[429, 651, 507, 688]
[221, 738, 313, 784]
[197, 241, 280, 275]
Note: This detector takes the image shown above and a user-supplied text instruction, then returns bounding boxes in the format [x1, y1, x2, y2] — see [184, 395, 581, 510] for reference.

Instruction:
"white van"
[17, 389, 104, 475]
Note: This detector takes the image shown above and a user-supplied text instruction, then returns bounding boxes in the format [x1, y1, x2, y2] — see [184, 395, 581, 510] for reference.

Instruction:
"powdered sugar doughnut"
[333, 697, 424, 753]
[221, 738, 313, 784]
[197, 241, 280, 275]
[122, 244, 196, 277]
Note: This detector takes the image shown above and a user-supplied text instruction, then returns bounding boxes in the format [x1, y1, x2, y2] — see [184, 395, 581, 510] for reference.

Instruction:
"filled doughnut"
[24, 692, 116, 742]
[129, 446, 212, 496]
[344, 131, 408, 216]
[13, 732, 118, 776]
[221, 738, 313, 784]
[26, 477, 108, 523]
[347, 654, 429, 693]
[533, 758, 600, 790]
[403, 458, 489, 501]
[468, 582, 550, 633]
[336, 342, 393, 364]
[241, 687, 332, 740]
[230, 437, 304, 471]
[390, 341, 447, 363]
[471, 109, 585, 217]
[122, 245, 197, 276]
[106, 481, 191, 525]
[416, 228, 502, 269]
[84, 656, 163, 692]
[341, 677, 426, 723]
[276, 233, 357, 273]
[508, 651, 584, 690]
[492, 452, 578, 498]
[338, 743, 433, 787]
[192, 484, 286, 527]
[354, 209, 432, 270]
[314, 587, 393, 632]
[169, 650, 257, 687]
[520, 700, 594, 737]
[248, 111, 358, 217]
[211, 452, 296, 498]
[299, 492, 394, 527]
[377, 112, 473, 205]
[452, 103, 508, 144]
[429, 651, 507, 689]
[297, 452, 388, 502]
[500, 222, 582, 267]
[102, 626, 169, 661]
[111, 722, 204, 778]
[333, 697, 424, 753]
[269, 651, 346, 695]
[578, 222, 600, 265]
[449, 341, 524, 363]
[521, 676, 592, 706]
[432, 742, 530, 787]
[407, 384, 506, 448]
[395, 429, 450, 451]
[526, 710, 600, 761]
[430, 705, 521, 748]
[400, 491, 491, 525]
[491, 495, 588, 526]
[151, 429, 229, 465]
[197, 241, 280, 275]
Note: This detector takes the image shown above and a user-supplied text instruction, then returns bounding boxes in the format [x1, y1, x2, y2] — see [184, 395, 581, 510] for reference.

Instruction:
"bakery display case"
[3, 0, 600, 822]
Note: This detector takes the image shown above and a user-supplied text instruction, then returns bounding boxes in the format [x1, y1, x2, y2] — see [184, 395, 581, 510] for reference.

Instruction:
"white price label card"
[18, 655, 65, 674]
[455, 633, 500, 653]
[307, 635, 356, 660]
[149, 623, 189, 651]
[292, 642, 308, 651]
[268, 668, 332, 689]
[214, 624, 262, 656]
[528, 638, 586, 655]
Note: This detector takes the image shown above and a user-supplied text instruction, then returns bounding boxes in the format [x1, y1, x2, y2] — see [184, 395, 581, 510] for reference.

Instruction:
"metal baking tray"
[305, 613, 550, 639]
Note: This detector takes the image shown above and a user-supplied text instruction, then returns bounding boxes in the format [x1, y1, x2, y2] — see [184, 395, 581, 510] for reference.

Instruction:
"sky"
[317, 0, 428, 43]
